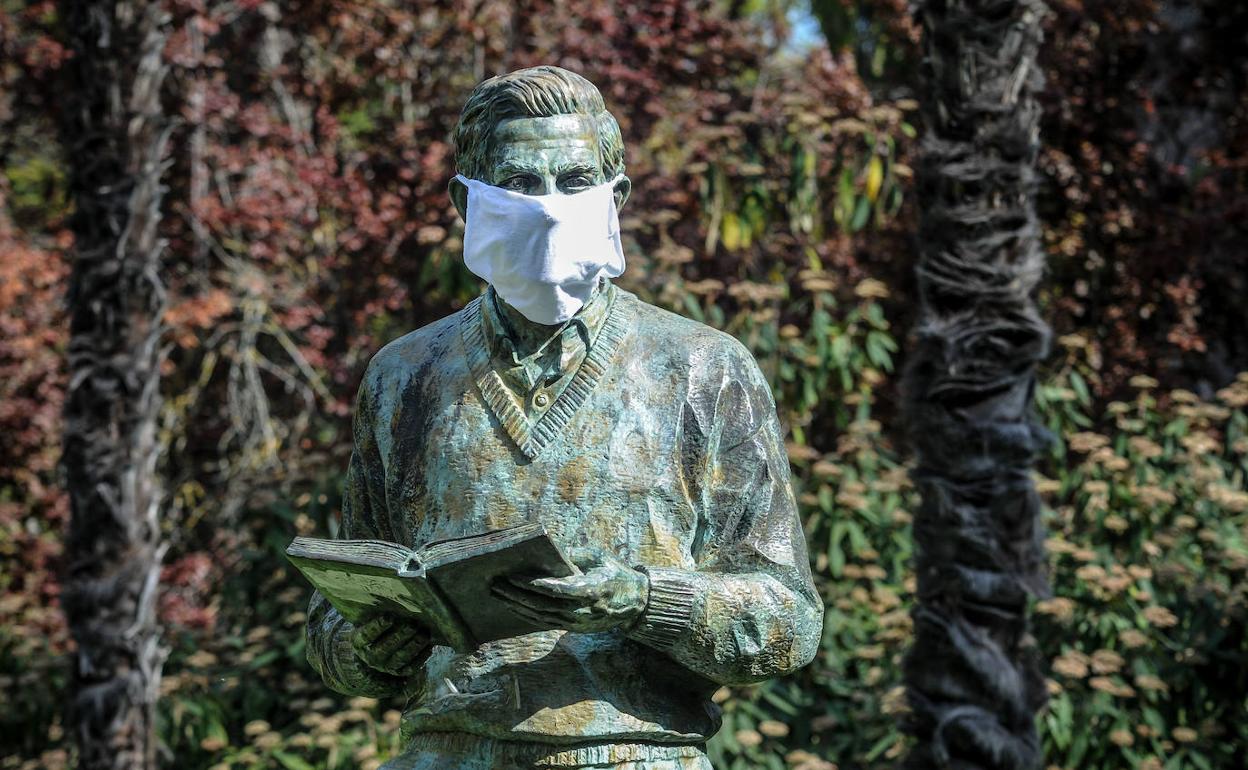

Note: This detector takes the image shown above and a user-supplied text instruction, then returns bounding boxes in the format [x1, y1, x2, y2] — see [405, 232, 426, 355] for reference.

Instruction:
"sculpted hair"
[453, 65, 625, 181]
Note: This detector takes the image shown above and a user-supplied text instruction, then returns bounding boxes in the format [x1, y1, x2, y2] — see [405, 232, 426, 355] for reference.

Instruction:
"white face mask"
[456, 173, 626, 325]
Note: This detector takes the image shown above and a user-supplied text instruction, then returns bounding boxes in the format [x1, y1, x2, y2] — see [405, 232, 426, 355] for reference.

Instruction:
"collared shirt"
[306, 285, 822, 760]
[480, 280, 615, 416]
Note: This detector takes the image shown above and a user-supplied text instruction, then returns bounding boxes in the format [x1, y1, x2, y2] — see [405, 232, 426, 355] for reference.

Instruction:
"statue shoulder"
[360, 309, 468, 393]
[627, 294, 761, 370]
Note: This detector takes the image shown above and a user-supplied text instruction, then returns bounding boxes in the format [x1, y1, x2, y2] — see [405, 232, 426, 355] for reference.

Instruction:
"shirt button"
[534, 392, 550, 408]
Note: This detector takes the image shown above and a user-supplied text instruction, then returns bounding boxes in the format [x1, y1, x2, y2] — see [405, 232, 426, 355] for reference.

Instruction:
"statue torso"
[359, 288, 754, 743]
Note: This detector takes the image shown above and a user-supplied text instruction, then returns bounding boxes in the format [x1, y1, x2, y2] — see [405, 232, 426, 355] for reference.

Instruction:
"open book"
[286, 522, 577, 653]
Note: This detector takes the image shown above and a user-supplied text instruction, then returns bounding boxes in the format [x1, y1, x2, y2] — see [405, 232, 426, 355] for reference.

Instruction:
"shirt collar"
[481, 279, 616, 363]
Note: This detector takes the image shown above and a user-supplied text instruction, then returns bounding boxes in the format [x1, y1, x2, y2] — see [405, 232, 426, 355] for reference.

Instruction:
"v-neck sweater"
[307, 286, 822, 754]
[483, 280, 613, 399]
[471, 283, 621, 458]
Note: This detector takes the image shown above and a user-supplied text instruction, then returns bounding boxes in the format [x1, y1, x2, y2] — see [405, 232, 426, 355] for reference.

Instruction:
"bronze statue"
[305, 65, 823, 770]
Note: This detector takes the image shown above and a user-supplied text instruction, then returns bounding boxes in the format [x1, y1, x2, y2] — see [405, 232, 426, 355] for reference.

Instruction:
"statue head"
[449, 65, 631, 217]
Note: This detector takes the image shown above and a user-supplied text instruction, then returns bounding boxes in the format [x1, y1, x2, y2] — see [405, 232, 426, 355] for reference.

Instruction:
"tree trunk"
[901, 1, 1051, 769]
[58, 3, 172, 768]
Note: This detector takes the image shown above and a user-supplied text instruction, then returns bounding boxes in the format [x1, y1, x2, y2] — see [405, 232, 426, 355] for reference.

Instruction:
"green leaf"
[830, 335, 850, 366]
[827, 521, 846, 576]
[866, 331, 893, 370]
[835, 168, 855, 226]
[850, 195, 871, 231]
[760, 687, 800, 717]
[864, 731, 896, 761]
[273, 750, 316, 770]
[1069, 370, 1091, 406]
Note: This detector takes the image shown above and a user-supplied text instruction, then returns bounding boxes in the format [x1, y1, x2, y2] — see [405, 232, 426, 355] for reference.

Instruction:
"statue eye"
[562, 174, 593, 191]
[499, 175, 533, 192]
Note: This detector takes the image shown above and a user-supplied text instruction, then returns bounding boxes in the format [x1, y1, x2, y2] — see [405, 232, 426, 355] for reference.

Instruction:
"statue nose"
[531, 174, 559, 196]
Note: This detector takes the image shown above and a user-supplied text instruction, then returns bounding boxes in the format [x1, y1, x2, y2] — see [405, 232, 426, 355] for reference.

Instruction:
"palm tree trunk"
[58, 3, 172, 768]
[901, 1, 1052, 768]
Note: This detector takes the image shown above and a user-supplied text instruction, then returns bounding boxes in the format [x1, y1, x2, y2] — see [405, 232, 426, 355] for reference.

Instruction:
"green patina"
[305, 66, 822, 770]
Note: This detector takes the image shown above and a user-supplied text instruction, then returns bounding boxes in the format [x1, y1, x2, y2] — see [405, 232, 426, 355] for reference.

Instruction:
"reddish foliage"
[159, 553, 218, 630]
[1039, 0, 1248, 395]
[0, 195, 70, 652]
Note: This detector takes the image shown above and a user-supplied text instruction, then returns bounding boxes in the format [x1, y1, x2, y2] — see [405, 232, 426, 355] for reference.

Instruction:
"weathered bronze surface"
[305, 65, 822, 770]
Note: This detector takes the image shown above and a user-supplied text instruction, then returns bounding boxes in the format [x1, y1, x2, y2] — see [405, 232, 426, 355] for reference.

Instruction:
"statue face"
[449, 113, 630, 219]
[488, 114, 604, 195]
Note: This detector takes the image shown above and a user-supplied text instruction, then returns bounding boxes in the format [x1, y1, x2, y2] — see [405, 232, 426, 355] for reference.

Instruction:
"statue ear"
[612, 175, 632, 211]
[449, 176, 469, 222]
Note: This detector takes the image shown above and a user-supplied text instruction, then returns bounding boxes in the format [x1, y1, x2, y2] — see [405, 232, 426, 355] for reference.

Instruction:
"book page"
[287, 537, 412, 571]
[416, 522, 546, 568]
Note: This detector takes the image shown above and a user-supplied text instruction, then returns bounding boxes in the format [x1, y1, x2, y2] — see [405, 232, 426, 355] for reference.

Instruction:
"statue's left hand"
[351, 615, 432, 678]
[492, 547, 649, 634]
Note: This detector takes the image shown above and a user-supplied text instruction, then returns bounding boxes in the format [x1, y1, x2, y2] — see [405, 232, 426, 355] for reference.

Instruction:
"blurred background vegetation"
[1, 0, 1245, 768]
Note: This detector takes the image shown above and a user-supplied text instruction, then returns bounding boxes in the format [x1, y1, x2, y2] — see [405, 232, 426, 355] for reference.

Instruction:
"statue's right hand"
[351, 615, 432, 678]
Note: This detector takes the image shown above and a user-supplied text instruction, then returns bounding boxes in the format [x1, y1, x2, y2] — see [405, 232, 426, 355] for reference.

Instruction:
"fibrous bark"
[58, 2, 172, 768]
[901, 1, 1051, 769]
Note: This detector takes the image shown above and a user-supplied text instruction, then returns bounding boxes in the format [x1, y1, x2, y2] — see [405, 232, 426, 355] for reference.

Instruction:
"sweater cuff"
[628, 566, 698, 650]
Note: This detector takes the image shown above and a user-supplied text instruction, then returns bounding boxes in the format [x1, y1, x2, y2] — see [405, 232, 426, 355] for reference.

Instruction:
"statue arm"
[626, 353, 823, 685]
[305, 373, 409, 698]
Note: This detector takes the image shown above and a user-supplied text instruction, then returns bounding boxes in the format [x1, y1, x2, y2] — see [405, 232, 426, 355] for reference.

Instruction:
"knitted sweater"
[306, 285, 822, 755]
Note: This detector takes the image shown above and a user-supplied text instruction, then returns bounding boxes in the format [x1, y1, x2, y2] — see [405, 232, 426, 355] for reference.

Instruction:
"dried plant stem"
[58, 2, 172, 768]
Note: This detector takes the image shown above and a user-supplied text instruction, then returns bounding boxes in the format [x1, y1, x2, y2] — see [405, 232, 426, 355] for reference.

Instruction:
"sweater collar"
[481, 279, 616, 365]
[461, 283, 632, 460]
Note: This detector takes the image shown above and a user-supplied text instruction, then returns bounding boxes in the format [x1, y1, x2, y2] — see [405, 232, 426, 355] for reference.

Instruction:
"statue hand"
[351, 615, 432, 678]
[492, 547, 649, 634]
